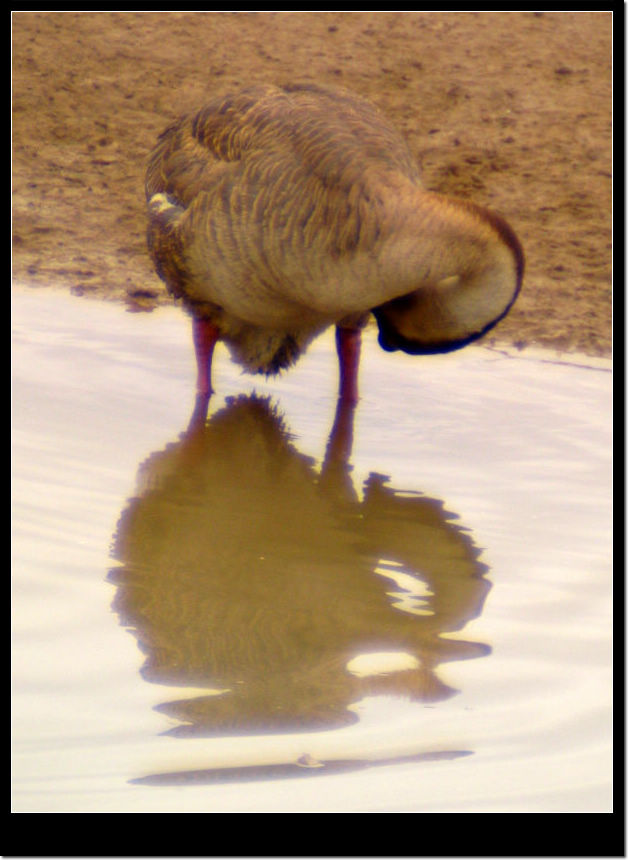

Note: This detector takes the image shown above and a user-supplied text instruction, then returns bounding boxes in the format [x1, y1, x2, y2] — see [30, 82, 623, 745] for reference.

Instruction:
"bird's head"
[372, 199, 525, 355]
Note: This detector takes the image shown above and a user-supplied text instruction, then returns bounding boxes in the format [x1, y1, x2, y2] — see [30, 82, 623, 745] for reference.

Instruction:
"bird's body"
[146, 82, 523, 402]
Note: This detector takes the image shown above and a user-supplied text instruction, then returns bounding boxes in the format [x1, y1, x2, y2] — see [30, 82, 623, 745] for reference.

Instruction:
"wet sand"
[12, 11, 612, 357]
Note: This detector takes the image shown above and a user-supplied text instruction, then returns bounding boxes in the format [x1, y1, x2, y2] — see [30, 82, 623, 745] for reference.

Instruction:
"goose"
[146, 82, 524, 405]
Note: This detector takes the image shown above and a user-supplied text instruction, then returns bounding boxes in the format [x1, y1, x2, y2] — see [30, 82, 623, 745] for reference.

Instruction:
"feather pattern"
[146, 82, 523, 379]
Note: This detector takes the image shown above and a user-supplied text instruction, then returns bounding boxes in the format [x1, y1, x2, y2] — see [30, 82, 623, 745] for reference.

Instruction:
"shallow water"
[12, 287, 612, 813]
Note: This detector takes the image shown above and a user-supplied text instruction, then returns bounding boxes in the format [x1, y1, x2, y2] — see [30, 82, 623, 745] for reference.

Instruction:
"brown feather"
[145, 83, 523, 376]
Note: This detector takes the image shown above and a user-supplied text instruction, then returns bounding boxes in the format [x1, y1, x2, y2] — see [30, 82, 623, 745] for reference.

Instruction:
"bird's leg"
[186, 318, 220, 432]
[193, 317, 220, 397]
[335, 324, 362, 404]
[321, 333, 360, 495]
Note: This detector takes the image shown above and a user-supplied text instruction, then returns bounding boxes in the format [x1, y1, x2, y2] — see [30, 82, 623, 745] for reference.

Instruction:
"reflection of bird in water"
[110, 394, 491, 737]
[146, 82, 524, 414]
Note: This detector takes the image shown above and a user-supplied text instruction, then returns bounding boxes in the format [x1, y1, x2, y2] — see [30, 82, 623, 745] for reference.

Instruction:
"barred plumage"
[145, 82, 523, 402]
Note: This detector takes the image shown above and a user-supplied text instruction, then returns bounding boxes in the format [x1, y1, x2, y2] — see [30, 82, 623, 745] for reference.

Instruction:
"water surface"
[12, 287, 612, 812]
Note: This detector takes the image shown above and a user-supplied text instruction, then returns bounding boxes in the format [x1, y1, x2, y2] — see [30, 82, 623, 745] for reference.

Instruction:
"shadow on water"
[129, 748, 473, 787]
[109, 393, 491, 782]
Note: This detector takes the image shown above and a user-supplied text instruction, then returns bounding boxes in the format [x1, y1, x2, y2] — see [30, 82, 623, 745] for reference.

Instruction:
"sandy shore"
[12, 11, 612, 357]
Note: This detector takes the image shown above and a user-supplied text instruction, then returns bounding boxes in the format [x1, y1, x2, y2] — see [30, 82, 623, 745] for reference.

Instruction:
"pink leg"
[335, 325, 362, 404]
[192, 317, 220, 396]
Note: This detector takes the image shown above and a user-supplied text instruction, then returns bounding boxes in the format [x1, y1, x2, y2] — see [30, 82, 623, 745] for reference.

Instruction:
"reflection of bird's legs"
[324, 394, 357, 474]
[188, 318, 220, 432]
[335, 324, 362, 405]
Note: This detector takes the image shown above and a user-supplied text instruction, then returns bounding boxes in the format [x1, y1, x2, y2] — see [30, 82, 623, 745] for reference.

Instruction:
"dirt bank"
[12, 11, 612, 356]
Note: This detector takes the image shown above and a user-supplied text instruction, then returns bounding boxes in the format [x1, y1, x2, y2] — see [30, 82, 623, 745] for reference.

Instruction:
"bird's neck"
[378, 187, 522, 293]
[371, 187, 524, 350]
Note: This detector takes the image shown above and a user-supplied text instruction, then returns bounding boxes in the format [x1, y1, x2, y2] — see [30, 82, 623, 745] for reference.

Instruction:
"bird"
[145, 82, 524, 407]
